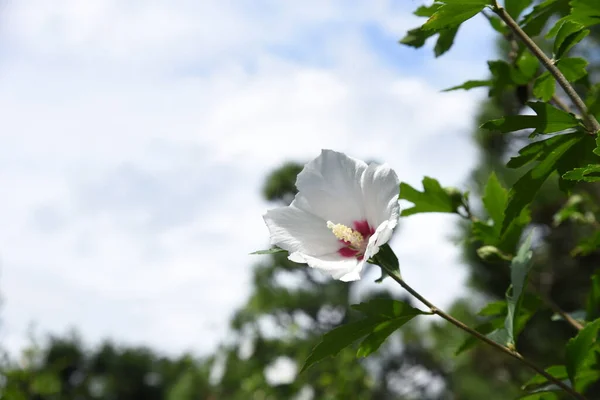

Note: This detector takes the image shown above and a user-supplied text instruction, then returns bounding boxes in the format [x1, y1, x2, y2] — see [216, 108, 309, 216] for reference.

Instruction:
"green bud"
[476, 245, 512, 263]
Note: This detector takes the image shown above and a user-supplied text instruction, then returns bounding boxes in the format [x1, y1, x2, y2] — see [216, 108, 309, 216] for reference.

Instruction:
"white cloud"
[0, 0, 494, 356]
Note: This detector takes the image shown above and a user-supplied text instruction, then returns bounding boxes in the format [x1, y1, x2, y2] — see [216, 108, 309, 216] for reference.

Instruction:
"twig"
[378, 264, 587, 400]
[492, 2, 600, 134]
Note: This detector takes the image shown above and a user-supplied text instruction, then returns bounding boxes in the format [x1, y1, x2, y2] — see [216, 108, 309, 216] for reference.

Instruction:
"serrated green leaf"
[503, 133, 581, 233]
[563, 164, 600, 182]
[478, 300, 508, 316]
[414, 3, 443, 17]
[481, 115, 538, 132]
[557, 57, 588, 82]
[434, 27, 459, 57]
[482, 102, 579, 135]
[554, 20, 589, 59]
[521, 0, 569, 37]
[533, 72, 556, 101]
[504, 233, 535, 345]
[527, 101, 581, 133]
[302, 297, 426, 370]
[357, 319, 407, 357]
[556, 134, 598, 192]
[568, 0, 600, 27]
[399, 177, 458, 216]
[522, 365, 567, 390]
[301, 317, 381, 372]
[483, 172, 508, 233]
[498, 208, 531, 253]
[506, 0, 534, 19]
[488, 15, 508, 33]
[442, 79, 492, 91]
[587, 270, 600, 321]
[565, 318, 600, 384]
[514, 51, 540, 84]
[473, 221, 500, 244]
[250, 247, 287, 255]
[423, 3, 487, 30]
[399, 27, 437, 48]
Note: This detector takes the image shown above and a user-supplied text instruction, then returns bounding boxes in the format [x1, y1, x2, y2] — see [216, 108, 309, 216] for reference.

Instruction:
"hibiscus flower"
[263, 149, 400, 281]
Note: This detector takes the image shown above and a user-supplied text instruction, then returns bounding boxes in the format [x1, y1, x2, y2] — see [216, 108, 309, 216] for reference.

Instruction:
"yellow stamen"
[326, 221, 364, 248]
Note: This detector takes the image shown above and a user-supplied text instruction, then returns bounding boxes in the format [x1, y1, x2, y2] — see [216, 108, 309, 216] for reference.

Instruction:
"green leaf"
[553, 20, 589, 59]
[527, 101, 580, 133]
[587, 270, 600, 321]
[483, 172, 508, 232]
[568, 0, 600, 28]
[371, 243, 400, 278]
[302, 298, 426, 370]
[506, 0, 534, 19]
[478, 300, 507, 316]
[503, 133, 581, 233]
[481, 115, 538, 133]
[414, 3, 443, 17]
[563, 164, 600, 182]
[442, 79, 492, 92]
[556, 134, 599, 192]
[522, 365, 567, 390]
[565, 318, 600, 384]
[301, 318, 381, 372]
[557, 57, 589, 82]
[514, 51, 540, 84]
[434, 27, 459, 57]
[399, 27, 437, 48]
[399, 177, 459, 216]
[423, 2, 488, 30]
[504, 233, 535, 345]
[250, 247, 287, 255]
[482, 102, 579, 135]
[356, 319, 409, 357]
[533, 72, 555, 102]
[504, 0, 533, 20]
[521, 0, 569, 37]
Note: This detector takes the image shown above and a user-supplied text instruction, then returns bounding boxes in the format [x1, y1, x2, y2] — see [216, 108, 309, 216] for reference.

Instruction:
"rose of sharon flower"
[263, 149, 400, 282]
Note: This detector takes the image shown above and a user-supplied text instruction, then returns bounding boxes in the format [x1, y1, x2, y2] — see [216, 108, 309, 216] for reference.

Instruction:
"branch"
[377, 264, 587, 400]
[492, 3, 600, 134]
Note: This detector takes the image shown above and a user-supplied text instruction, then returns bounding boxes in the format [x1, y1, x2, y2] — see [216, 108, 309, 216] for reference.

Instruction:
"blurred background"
[1, 0, 598, 399]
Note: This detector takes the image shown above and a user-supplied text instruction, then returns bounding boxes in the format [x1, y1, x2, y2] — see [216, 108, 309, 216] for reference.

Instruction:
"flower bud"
[476, 245, 512, 263]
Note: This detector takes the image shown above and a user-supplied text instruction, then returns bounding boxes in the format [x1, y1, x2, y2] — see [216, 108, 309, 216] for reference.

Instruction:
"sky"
[0, 0, 496, 357]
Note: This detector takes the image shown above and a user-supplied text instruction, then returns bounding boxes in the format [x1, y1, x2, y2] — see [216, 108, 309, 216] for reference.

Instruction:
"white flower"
[263, 149, 400, 282]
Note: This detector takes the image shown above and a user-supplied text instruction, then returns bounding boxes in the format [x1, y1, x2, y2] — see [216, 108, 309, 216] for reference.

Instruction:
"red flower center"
[337, 220, 375, 260]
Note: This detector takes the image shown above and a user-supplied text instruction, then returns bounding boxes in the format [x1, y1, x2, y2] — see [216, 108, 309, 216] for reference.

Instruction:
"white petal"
[293, 149, 367, 225]
[361, 162, 400, 235]
[363, 220, 396, 261]
[263, 205, 340, 256]
[289, 251, 364, 282]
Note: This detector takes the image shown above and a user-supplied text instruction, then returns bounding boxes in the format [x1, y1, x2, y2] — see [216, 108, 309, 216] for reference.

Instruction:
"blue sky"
[0, 0, 495, 356]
